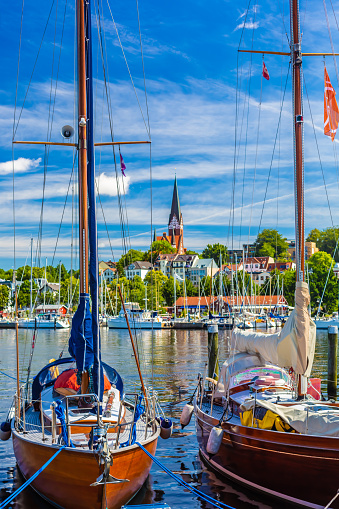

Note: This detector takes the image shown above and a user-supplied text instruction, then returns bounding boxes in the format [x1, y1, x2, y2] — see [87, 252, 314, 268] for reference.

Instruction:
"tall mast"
[291, 0, 304, 283]
[77, 0, 89, 295]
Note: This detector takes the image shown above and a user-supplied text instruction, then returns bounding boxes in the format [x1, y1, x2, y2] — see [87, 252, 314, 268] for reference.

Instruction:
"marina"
[2, 0, 339, 506]
[0, 326, 336, 509]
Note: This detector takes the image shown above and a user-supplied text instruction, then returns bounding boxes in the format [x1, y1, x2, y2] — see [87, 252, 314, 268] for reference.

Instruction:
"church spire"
[169, 176, 181, 225]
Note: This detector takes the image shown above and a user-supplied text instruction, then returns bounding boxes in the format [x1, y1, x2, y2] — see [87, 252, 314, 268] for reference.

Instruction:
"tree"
[17, 280, 38, 309]
[143, 240, 176, 263]
[258, 242, 275, 258]
[306, 228, 322, 244]
[0, 285, 9, 310]
[116, 249, 145, 277]
[162, 276, 182, 306]
[308, 251, 338, 314]
[201, 244, 228, 265]
[314, 227, 339, 262]
[143, 270, 168, 310]
[255, 229, 288, 259]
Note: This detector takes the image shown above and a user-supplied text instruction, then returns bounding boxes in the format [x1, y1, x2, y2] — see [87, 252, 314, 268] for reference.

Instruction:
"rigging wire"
[135, 0, 154, 385]
[13, 0, 56, 139]
[257, 63, 291, 235]
[323, 0, 339, 87]
[36, 0, 68, 267]
[247, 57, 264, 245]
[239, 5, 258, 247]
[12, 0, 25, 285]
[228, 0, 253, 252]
[105, 0, 150, 138]
[50, 152, 77, 267]
[303, 71, 335, 228]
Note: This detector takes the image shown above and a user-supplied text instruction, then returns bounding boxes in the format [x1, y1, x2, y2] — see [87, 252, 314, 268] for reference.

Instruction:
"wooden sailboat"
[6, 1, 159, 508]
[192, 0, 339, 507]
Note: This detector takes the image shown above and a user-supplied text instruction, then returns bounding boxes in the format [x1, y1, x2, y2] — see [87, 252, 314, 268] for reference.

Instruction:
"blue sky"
[1, 0, 339, 270]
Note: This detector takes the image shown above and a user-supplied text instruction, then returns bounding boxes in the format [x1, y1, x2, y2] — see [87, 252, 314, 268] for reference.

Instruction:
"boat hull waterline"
[12, 429, 158, 509]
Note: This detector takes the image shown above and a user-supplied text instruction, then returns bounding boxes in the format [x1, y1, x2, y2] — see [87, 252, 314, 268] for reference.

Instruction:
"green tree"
[201, 244, 228, 265]
[0, 285, 9, 310]
[306, 228, 322, 244]
[143, 240, 176, 263]
[282, 270, 296, 307]
[258, 242, 275, 258]
[116, 249, 145, 277]
[308, 251, 338, 314]
[255, 229, 288, 259]
[162, 276, 183, 306]
[17, 280, 39, 309]
[143, 270, 168, 310]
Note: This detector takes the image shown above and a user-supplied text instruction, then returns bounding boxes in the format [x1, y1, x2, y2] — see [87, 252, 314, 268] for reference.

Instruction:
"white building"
[124, 261, 153, 281]
[187, 259, 219, 286]
[101, 267, 117, 284]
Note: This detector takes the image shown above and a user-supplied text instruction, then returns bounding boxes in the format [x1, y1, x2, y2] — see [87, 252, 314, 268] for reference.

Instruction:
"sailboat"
[192, 0, 339, 507]
[3, 1, 159, 508]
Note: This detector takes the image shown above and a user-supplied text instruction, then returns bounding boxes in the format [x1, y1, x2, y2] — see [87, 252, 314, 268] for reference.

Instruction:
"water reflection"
[0, 328, 334, 508]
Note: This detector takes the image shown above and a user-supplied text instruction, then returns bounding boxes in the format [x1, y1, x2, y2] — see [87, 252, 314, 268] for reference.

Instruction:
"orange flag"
[324, 66, 339, 141]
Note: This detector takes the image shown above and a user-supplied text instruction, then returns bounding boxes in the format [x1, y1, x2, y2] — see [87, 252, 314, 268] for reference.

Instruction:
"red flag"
[262, 61, 270, 81]
[324, 66, 339, 141]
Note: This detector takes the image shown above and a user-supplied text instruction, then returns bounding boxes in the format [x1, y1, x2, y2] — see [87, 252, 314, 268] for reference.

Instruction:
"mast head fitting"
[79, 117, 87, 127]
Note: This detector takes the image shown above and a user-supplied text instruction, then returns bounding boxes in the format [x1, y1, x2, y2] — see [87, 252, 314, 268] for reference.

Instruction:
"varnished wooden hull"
[12, 429, 158, 509]
[195, 404, 339, 508]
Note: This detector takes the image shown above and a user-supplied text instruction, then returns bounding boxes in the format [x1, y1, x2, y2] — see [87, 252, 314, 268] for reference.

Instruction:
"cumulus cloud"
[96, 172, 130, 196]
[0, 157, 41, 175]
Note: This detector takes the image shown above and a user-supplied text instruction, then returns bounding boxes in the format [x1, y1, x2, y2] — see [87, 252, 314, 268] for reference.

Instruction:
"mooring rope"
[136, 441, 236, 509]
[0, 445, 65, 508]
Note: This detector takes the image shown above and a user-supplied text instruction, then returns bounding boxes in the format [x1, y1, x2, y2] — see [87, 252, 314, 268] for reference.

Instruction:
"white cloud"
[0, 157, 41, 175]
[96, 172, 130, 196]
[234, 21, 259, 31]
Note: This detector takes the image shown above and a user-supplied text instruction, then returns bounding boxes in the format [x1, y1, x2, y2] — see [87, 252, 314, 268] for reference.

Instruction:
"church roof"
[169, 176, 181, 224]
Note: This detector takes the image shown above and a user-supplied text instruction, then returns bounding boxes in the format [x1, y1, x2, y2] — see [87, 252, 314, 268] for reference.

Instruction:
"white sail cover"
[231, 282, 316, 377]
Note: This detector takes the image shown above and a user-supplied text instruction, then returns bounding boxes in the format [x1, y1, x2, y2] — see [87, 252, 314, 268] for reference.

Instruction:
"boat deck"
[23, 404, 153, 450]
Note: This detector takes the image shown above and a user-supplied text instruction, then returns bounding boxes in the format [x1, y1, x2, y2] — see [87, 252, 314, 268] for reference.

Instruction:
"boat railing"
[14, 388, 158, 448]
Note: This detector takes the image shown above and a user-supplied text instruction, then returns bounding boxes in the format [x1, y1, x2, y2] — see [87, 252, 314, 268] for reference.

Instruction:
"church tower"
[156, 177, 185, 254]
[168, 177, 184, 254]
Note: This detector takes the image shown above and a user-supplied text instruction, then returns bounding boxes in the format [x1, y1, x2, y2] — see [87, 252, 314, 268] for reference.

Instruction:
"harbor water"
[0, 327, 332, 508]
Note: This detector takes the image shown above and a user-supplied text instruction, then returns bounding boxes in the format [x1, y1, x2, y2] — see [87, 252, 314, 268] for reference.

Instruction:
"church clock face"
[169, 215, 180, 229]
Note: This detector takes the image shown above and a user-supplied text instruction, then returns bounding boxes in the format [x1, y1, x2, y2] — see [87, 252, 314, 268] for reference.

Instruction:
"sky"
[1, 0, 339, 270]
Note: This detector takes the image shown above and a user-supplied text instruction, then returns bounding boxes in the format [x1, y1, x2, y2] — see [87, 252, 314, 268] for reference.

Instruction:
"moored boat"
[3, 1, 160, 507]
[191, 0, 339, 506]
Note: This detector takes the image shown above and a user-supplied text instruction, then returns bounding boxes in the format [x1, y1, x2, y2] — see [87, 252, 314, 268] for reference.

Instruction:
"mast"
[291, 0, 307, 397]
[77, 0, 89, 296]
[291, 0, 304, 283]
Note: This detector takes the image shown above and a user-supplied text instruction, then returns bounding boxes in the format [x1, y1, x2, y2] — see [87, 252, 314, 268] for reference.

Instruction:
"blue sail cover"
[85, 0, 103, 399]
[68, 293, 94, 372]
[68, 0, 103, 399]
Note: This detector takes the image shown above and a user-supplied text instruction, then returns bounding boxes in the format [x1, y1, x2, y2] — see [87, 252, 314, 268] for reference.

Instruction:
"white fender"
[0, 422, 11, 441]
[180, 403, 194, 428]
[206, 426, 223, 455]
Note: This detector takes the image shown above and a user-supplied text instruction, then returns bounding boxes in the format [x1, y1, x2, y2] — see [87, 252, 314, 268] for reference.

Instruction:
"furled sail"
[68, 0, 103, 399]
[231, 281, 316, 377]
